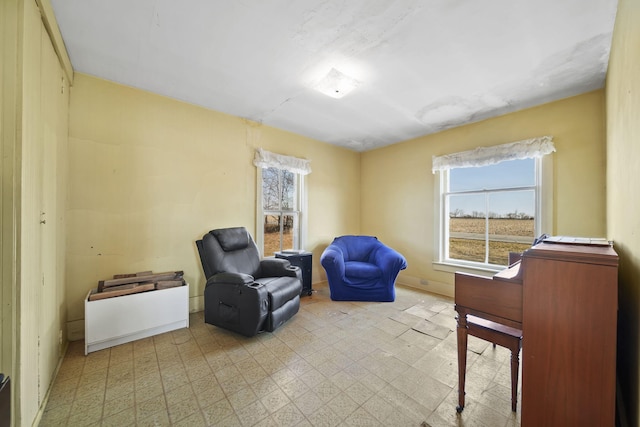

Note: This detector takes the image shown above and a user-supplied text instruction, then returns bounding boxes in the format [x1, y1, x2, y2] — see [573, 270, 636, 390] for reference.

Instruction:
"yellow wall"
[606, 0, 640, 424]
[66, 73, 361, 337]
[361, 90, 607, 296]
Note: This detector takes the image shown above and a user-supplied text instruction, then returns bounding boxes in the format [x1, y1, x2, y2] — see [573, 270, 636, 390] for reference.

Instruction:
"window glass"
[444, 158, 537, 267]
[261, 168, 300, 255]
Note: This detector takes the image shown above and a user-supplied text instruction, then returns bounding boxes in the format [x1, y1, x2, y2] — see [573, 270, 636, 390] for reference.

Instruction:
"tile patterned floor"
[40, 283, 521, 426]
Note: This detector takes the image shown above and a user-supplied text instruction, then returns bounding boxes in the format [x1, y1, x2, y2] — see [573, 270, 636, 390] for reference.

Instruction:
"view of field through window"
[447, 158, 536, 266]
[262, 167, 298, 255]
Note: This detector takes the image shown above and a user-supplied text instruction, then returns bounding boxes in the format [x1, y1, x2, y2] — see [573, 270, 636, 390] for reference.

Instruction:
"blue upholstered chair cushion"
[320, 235, 407, 302]
[344, 261, 382, 280]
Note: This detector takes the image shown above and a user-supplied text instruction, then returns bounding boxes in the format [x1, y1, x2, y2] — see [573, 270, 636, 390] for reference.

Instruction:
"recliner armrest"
[208, 272, 254, 286]
[259, 258, 300, 279]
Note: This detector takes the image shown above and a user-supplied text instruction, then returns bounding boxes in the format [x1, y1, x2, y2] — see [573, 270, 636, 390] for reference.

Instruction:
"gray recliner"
[196, 227, 302, 337]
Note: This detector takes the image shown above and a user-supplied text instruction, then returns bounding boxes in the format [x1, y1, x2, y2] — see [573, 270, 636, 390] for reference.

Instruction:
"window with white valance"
[432, 136, 555, 173]
[432, 136, 555, 272]
[253, 148, 312, 175]
[254, 149, 310, 256]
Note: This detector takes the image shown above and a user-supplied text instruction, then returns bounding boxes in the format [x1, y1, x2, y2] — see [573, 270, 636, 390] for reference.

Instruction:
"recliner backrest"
[332, 235, 381, 263]
[197, 227, 261, 279]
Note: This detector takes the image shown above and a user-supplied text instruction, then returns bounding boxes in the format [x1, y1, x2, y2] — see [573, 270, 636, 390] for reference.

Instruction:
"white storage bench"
[85, 284, 189, 355]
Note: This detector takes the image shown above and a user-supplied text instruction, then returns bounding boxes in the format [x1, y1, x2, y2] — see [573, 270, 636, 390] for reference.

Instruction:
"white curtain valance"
[432, 136, 555, 173]
[253, 148, 311, 175]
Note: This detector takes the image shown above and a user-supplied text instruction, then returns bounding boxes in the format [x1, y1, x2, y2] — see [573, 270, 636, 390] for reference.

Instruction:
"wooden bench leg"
[456, 314, 468, 413]
[510, 343, 521, 412]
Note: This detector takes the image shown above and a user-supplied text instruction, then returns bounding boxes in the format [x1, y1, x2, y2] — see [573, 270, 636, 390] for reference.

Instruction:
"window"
[254, 149, 310, 257]
[433, 137, 554, 271]
[261, 167, 301, 255]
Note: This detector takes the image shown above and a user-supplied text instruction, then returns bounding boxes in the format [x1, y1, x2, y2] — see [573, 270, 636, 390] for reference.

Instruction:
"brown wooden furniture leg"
[509, 341, 521, 412]
[456, 312, 468, 413]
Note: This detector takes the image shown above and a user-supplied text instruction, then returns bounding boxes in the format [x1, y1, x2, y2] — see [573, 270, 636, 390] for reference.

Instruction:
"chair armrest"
[208, 272, 254, 286]
[320, 245, 346, 278]
[259, 258, 299, 278]
[372, 245, 407, 277]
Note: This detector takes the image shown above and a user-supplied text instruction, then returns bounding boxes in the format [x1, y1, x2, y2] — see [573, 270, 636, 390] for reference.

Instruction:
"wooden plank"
[156, 280, 184, 290]
[113, 270, 153, 279]
[98, 271, 183, 291]
[89, 282, 155, 301]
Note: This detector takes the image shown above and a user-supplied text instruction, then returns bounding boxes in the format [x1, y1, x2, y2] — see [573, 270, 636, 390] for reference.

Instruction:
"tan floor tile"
[83, 350, 111, 373]
[260, 388, 291, 414]
[219, 374, 249, 395]
[234, 399, 270, 426]
[101, 406, 136, 427]
[312, 380, 342, 403]
[250, 377, 281, 396]
[136, 394, 168, 420]
[105, 380, 135, 401]
[293, 390, 323, 415]
[67, 404, 103, 426]
[270, 367, 298, 387]
[137, 409, 171, 427]
[202, 398, 235, 425]
[135, 380, 165, 400]
[102, 391, 134, 418]
[361, 394, 395, 422]
[173, 410, 207, 427]
[299, 368, 326, 389]
[305, 406, 342, 427]
[241, 365, 269, 385]
[343, 406, 383, 426]
[43, 286, 521, 427]
[270, 402, 306, 426]
[135, 370, 162, 390]
[191, 373, 219, 394]
[40, 402, 71, 424]
[227, 386, 258, 411]
[210, 413, 243, 427]
[344, 381, 374, 405]
[167, 397, 202, 424]
[325, 392, 359, 420]
[196, 383, 226, 409]
[279, 377, 310, 400]
[165, 382, 196, 407]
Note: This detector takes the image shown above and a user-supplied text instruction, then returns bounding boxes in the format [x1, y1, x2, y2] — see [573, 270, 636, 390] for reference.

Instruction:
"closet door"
[20, 2, 68, 422]
[20, 3, 45, 420]
[39, 17, 67, 403]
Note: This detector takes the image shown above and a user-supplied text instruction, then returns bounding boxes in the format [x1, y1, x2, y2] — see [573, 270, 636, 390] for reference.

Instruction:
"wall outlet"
[420, 279, 429, 286]
[58, 330, 63, 346]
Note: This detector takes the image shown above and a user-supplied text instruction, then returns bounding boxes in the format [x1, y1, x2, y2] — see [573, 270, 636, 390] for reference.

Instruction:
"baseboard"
[397, 273, 454, 298]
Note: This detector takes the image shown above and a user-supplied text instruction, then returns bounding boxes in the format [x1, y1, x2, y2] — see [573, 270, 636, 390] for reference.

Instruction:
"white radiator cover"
[84, 284, 189, 355]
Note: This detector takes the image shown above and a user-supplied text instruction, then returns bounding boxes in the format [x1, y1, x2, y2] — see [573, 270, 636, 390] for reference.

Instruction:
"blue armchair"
[320, 235, 407, 302]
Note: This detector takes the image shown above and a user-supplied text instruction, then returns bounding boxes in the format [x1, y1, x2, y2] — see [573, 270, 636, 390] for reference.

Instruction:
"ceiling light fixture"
[314, 68, 361, 99]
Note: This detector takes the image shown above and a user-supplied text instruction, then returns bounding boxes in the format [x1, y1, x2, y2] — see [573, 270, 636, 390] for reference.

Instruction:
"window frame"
[256, 167, 307, 257]
[433, 155, 553, 275]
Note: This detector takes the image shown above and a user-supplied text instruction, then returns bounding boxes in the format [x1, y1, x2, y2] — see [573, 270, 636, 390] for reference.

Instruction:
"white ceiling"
[50, 0, 618, 152]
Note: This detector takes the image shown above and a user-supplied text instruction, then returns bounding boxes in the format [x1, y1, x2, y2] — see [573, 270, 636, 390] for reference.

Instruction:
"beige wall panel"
[20, 1, 44, 422]
[0, 0, 20, 382]
[361, 90, 606, 296]
[606, 0, 640, 424]
[66, 74, 360, 327]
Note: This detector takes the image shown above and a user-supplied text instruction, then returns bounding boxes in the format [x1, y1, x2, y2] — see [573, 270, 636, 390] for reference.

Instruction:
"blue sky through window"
[449, 158, 535, 217]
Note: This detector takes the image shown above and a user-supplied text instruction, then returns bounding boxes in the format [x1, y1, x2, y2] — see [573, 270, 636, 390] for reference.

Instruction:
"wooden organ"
[454, 240, 618, 426]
